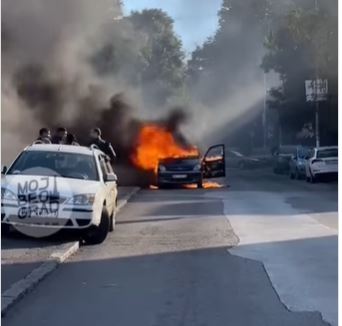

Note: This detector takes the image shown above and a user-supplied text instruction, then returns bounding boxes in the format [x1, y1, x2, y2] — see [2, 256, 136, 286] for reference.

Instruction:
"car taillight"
[312, 159, 324, 164]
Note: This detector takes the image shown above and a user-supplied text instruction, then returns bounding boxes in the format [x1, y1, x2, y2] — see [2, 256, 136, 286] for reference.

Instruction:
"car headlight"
[66, 194, 95, 206]
[193, 164, 201, 171]
[1, 188, 17, 201]
[158, 165, 166, 172]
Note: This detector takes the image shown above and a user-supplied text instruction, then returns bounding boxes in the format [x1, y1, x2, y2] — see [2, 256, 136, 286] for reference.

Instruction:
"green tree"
[128, 9, 185, 105]
[262, 3, 337, 144]
[92, 9, 186, 107]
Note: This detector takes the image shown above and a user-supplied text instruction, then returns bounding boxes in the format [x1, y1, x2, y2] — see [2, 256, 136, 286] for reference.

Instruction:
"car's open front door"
[202, 144, 226, 178]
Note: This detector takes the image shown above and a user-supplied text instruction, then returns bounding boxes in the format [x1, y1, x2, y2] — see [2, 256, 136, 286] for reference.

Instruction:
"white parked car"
[305, 146, 338, 183]
[1, 144, 118, 244]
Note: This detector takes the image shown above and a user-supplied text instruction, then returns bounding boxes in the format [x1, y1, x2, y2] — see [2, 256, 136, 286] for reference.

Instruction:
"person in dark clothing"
[51, 127, 67, 144]
[65, 133, 80, 146]
[89, 128, 116, 161]
[33, 128, 52, 144]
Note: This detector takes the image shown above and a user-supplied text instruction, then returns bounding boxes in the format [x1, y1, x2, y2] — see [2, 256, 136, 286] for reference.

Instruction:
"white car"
[305, 146, 338, 183]
[1, 144, 118, 244]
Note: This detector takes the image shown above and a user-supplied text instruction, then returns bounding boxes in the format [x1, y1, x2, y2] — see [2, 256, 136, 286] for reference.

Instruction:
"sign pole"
[315, 101, 320, 148]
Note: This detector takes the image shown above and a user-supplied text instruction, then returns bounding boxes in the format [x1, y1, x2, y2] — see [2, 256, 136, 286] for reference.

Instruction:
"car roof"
[25, 144, 103, 156]
[315, 146, 338, 150]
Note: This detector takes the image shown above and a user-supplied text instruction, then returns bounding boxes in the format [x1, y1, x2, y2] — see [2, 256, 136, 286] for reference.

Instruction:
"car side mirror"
[105, 174, 117, 183]
[2, 166, 7, 175]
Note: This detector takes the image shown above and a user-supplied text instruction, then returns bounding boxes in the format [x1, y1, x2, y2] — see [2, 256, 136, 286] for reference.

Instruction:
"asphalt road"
[2, 169, 337, 326]
[1, 187, 137, 293]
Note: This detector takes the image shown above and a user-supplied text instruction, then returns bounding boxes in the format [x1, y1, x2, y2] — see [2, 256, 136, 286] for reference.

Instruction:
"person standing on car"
[33, 128, 52, 144]
[51, 127, 67, 144]
[89, 128, 116, 161]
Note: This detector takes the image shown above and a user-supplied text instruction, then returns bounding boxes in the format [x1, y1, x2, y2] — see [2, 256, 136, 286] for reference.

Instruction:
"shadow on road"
[3, 244, 330, 326]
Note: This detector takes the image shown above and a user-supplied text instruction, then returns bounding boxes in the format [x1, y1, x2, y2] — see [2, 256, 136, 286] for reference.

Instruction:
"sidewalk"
[1, 187, 139, 314]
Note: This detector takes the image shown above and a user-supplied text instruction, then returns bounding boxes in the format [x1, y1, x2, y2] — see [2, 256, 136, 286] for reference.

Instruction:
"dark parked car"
[273, 145, 297, 174]
[289, 146, 312, 179]
[157, 144, 225, 188]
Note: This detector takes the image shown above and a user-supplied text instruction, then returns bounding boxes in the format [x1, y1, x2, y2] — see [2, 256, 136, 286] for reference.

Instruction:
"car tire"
[295, 169, 300, 180]
[197, 180, 203, 188]
[83, 209, 110, 245]
[309, 171, 316, 183]
[109, 209, 116, 232]
[289, 171, 294, 179]
[158, 183, 166, 189]
[1, 223, 10, 237]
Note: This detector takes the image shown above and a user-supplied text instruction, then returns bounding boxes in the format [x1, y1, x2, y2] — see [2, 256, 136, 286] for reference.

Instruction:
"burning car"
[157, 145, 226, 188]
[131, 124, 226, 188]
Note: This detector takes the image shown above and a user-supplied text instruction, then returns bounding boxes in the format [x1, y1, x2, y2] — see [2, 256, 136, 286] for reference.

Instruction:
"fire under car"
[157, 144, 226, 188]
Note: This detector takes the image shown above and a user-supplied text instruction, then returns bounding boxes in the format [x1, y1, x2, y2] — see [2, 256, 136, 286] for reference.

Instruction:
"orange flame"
[131, 124, 199, 173]
[149, 182, 224, 190]
[184, 182, 224, 189]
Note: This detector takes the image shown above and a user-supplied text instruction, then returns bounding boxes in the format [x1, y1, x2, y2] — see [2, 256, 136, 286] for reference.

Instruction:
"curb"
[1, 187, 140, 316]
[1, 241, 79, 316]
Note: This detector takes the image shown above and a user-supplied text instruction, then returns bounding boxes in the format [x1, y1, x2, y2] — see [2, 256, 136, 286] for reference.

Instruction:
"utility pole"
[263, 4, 271, 149]
[314, 0, 320, 148]
[263, 73, 267, 149]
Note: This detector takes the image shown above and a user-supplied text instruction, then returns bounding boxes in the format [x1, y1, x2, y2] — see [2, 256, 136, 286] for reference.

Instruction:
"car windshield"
[7, 151, 99, 181]
[317, 148, 338, 158]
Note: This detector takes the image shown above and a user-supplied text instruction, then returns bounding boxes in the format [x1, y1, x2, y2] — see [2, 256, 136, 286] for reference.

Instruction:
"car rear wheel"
[109, 204, 117, 232]
[83, 209, 110, 245]
[289, 170, 294, 179]
[308, 170, 316, 183]
[1, 223, 10, 237]
[294, 169, 300, 180]
[197, 180, 203, 188]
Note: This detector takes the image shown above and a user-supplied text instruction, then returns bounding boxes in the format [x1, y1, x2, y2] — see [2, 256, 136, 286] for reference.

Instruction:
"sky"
[122, 0, 222, 54]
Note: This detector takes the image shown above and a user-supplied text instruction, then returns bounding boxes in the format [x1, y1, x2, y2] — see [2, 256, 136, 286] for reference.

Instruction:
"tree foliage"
[92, 9, 186, 106]
[261, 3, 337, 143]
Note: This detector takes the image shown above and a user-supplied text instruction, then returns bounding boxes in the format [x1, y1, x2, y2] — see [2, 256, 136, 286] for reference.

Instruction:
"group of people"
[33, 127, 116, 161]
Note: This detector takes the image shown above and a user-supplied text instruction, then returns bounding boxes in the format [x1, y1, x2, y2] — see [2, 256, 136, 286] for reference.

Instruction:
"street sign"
[305, 79, 328, 102]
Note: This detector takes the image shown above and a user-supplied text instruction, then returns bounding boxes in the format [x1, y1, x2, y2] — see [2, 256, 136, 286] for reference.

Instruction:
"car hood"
[2, 175, 101, 197]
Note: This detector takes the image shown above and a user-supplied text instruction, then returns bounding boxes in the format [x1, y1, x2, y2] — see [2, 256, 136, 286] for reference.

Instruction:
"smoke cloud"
[2, 0, 177, 165]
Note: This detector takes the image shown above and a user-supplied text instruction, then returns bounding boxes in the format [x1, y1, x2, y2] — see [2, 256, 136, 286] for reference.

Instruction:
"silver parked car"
[289, 146, 312, 179]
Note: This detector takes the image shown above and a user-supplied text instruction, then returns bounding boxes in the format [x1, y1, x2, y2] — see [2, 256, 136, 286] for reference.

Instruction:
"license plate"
[172, 174, 187, 179]
[17, 205, 59, 219]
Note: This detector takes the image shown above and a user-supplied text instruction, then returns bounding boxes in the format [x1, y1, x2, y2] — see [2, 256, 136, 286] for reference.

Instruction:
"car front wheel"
[83, 209, 110, 245]
[109, 207, 116, 232]
[1, 223, 10, 237]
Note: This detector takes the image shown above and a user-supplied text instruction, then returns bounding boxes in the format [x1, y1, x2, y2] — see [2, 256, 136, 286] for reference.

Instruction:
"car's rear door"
[98, 155, 116, 215]
[103, 157, 118, 215]
[202, 144, 226, 178]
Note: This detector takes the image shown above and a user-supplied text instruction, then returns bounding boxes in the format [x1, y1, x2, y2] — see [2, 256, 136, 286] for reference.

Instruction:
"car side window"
[99, 155, 109, 179]
[105, 160, 114, 175]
